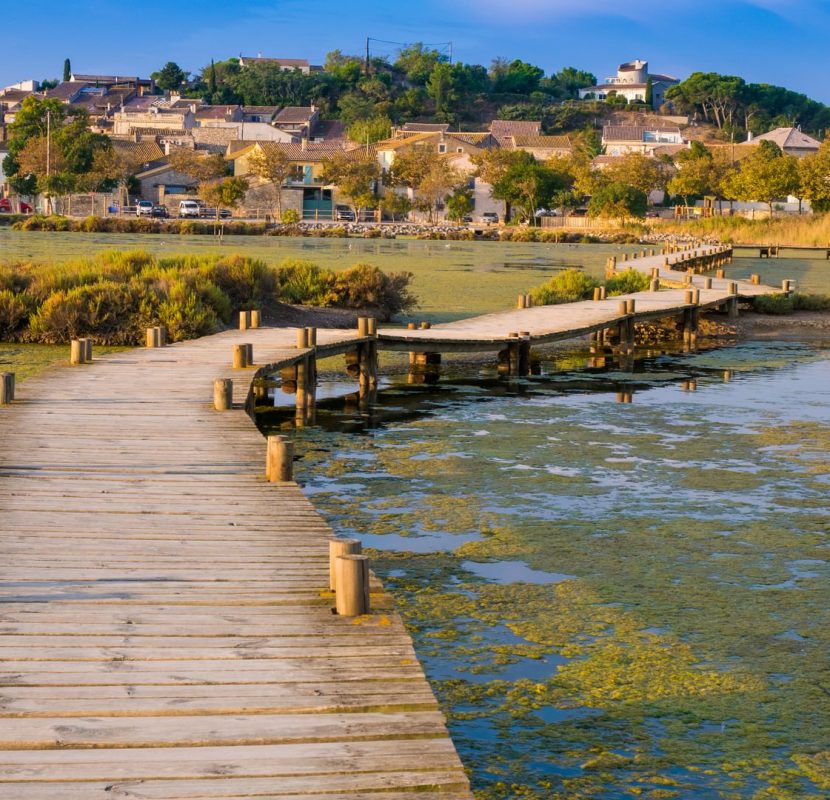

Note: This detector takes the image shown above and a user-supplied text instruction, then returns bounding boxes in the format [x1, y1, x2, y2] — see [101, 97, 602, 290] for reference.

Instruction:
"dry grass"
[656, 213, 830, 248]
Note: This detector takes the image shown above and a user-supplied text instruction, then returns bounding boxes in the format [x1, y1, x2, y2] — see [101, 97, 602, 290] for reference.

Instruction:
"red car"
[0, 199, 33, 214]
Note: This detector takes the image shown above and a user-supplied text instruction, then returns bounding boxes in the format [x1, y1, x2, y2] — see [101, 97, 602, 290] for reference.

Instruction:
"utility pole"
[365, 37, 370, 76]
[46, 109, 52, 215]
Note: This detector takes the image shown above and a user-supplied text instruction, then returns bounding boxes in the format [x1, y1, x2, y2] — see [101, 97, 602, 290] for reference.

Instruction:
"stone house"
[602, 124, 684, 156]
[579, 60, 679, 109]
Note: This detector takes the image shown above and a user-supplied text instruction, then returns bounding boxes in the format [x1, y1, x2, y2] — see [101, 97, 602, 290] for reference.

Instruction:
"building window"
[438, 143, 447, 153]
[457, 147, 463, 153]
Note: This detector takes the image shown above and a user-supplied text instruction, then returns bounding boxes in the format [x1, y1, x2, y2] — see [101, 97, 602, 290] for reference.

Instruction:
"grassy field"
[0, 342, 130, 383]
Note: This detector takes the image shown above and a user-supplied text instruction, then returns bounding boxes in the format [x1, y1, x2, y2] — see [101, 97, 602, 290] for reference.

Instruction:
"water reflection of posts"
[682, 379, 698, 392]
[615, 388, 634, 403]
[356, 317, 378, 401]
[723, 370, 733, 382]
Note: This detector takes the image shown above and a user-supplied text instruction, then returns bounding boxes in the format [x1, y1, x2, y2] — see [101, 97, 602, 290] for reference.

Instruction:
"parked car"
[151, 205, 169, 219]
[0, 198, 33, 214]
[179, 200, 202, 218]
[480, 212, 499, 224]
[136, 200, 154, 217]
[335, 205, 355, 221]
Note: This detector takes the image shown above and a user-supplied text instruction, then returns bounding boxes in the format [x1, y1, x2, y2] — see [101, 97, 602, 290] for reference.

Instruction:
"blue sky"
[3, 0, 830, 102]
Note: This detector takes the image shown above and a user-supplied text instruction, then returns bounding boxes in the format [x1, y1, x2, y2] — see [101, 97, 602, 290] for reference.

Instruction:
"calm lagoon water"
[265, 341, 830, 799]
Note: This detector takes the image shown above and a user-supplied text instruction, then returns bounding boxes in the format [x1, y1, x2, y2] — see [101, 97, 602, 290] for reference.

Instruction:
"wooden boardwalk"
[0, 328, 473, 799]
[378, 244, 778, 354]
[0, 242, 780, 797]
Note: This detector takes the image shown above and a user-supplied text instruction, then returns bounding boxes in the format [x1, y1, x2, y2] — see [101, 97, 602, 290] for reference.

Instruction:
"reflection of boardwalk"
[0, 329, 473, 798]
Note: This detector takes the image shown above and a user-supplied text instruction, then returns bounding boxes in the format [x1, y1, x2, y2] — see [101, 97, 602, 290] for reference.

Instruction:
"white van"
[179, 200, 201, 218]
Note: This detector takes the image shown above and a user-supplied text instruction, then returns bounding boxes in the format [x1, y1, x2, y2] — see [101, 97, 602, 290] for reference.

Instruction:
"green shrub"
[793, 292, 830, 311]
[752, 294, 794, 315]
[28, 281, 136, 343]
[530, 268, 600, 305]
[605, 269, 651, 296]
[332, 263, 416, 317]
[157, 282, 221, 341]
[0, 290, 31, 338]
[281, 209, 300, 224]
[276, 260, 336, 305]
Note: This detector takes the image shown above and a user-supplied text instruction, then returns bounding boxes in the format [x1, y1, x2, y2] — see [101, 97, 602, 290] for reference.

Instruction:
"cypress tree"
[645, 76, 654, 108]
[63, 58, 71, 82]
[209, 59, 217, 97]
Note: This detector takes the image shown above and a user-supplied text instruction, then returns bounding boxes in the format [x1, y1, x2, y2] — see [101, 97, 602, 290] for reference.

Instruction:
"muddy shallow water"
[263, 341, 830, 799]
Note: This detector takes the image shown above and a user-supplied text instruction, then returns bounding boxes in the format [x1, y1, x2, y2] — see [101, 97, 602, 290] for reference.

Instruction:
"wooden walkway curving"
[0, 328, 473, 799]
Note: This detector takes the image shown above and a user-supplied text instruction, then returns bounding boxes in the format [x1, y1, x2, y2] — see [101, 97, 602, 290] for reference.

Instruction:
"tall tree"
[199, 177, 249, 221]
[246, 145, 295, 220]
[588, 182, 647, 222]
[723, 141, 800, 214]
[63, 58, 71, 82]
[320, 151, 380, 221]
[151, 62, 188, 92]
[798, 140, 830, 212]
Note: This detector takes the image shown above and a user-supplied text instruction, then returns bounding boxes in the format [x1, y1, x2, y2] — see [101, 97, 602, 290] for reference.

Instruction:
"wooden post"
[592, 287, 601, 301]
[296, 328, 309, 349]
[650, 278, 659, 292]
[367, 318, 377, 337]
[329, 537, 362, 591]
[335, 554, 370, 616]
[213, 378, 232, 411]
[684, 290, 694, 305]
[0, 372, 14, 405]
[704, 277, 713, 289]
[420, 321, 431, 330]
[782, 279, 792, 293]
[145, 328, 160, 348]
[599, 286, 607, 300]
[357, 317, 369, 337]
[729, 281, 738, 295]
[407, 322, 417, 366]
[525, 293, 532, 308]
[244, 343, 254, 366]
[751, 274, 760, 285]
[518, 333, 531, 376]
[305, 326, 317, 346]
[295, 356, 308, 426]
[517, 293, 527, 309]
[716, 269, 725, 279]
[79, 338, 92, 362]
[250, 310, 260, 329]
[506, 332, 520, 376]
[266, 435, 294, 483]
[651, 267, 660, 278]
[692, 288, 700, 305]
[70, 339, 84, 365]
[239, 310, 249, 330]
[232, 344, 247, 369]
[617, 300, 627, 316]
[625, 299, 636, 315]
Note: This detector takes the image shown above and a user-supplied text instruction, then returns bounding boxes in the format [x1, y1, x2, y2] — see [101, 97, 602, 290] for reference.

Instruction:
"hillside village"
[1, 53, 829, 223]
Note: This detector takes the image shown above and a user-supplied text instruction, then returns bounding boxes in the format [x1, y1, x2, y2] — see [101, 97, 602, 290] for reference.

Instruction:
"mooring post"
[266, 435, 294, 483]
[70, 339, 84, 365]
[0, 372, 14, 405]
[704, 277, 713, 289]
[751, 274, 760, 285]
[79, 338, 93, 362]
[335, 554, 371, 616]
[650, 278, 659, 292]
[599, 286, 607, 300]
[239, 310, 249, 331]
[329, 537, 362, 591]
[407, 322, 417, 366]
[145, 328, 159, 348]
[250, 309, 260, 329]
[232, 344, 247, 369]
[593, 287, 601, 301]
[245, 343, 254, 367]
[517, 293, 527, 310]
[213, 378, 233, 411]
[296, 327, 309, 349]
[357, 317, 369, 337]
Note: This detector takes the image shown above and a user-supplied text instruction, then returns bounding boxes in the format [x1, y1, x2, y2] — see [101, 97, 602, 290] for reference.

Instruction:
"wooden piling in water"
[329, 538, 362, 591]
[296, 328, 309, 349]
[335, 554, 370, 617]
[213, 378, 233, 411]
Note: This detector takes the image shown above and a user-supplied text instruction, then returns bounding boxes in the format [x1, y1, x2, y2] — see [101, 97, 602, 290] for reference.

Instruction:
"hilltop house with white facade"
[579, 60, 679, 109]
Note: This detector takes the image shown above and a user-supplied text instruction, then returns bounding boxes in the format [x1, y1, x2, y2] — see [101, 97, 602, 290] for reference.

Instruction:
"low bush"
[281, 209, 300, 224]
[793, 292, 830, 311]
[0, 250, 417, 344]
[530, 268, 600, 305]
[605, 269, 651, 296]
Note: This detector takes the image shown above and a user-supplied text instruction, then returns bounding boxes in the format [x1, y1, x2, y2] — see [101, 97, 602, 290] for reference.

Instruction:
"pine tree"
[63, 58, 71, 82]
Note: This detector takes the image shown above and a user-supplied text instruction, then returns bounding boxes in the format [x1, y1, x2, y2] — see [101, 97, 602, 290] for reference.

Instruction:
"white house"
[602, 125, 684, 156]
[579, 60, 679, 109]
